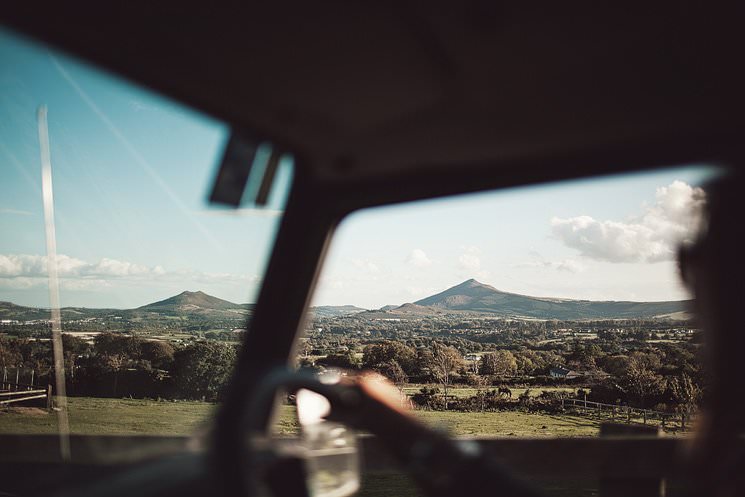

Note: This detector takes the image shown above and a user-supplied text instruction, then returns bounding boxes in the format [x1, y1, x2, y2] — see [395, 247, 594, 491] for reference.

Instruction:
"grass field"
[0, 397, 216, 435]
[403, 384, 579, 399]
[0, 396, 600, 437]
[0, 396, 603, 497]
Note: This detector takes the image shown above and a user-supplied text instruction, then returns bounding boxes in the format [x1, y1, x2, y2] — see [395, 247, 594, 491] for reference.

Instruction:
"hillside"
[137, 291, 245, 312]
[0, 301, 55, 321]
[0, 283, 692, 324]
[401, 279, 690, 320]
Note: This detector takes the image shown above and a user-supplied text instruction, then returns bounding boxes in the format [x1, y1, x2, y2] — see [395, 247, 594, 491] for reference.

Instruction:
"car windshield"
[290, 166, 716, 495]
[0, 27, 292, 445]
[300, 166, 715, 437]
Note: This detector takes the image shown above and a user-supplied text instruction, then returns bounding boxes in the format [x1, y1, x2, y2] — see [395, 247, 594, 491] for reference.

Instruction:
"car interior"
[1, 3, 744, 497]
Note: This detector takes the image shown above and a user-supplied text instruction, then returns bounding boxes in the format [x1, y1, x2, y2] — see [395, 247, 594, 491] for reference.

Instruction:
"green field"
[403, 384, 579, 399]
[0, 396, 599, 437]
[0, 397, 602, 497]
[0, 397, 216, 435]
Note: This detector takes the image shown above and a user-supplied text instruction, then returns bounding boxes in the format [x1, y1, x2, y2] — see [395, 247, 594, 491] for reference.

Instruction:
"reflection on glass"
[0, 27, 292, 438]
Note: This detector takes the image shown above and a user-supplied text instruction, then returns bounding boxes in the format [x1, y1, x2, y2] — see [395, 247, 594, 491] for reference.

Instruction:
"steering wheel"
[218, 368, 542, 497]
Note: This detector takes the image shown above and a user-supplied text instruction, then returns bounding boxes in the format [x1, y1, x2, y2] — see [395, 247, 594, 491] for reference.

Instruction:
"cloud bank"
[551, 180, 705, 263]
[0, 254, 255, 291]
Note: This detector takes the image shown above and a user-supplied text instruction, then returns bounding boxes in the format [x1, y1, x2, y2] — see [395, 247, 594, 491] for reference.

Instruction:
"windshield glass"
[0, 28, 292, 441]
[300, 166, 715, 436]
[293, 166, 715, 495]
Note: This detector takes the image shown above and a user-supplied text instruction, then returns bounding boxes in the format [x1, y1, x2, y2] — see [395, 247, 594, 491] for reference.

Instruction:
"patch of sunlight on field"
[0, 397, 215, 435]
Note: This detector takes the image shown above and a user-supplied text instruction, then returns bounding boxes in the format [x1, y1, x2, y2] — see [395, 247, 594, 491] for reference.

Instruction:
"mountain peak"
[179, 290, 206, 297]
[139, 291, 243, 311]
[407, 279, 688, 319]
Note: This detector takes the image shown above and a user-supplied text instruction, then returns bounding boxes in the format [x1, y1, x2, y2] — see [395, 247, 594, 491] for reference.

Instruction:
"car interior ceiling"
[1, 3, 745, 497]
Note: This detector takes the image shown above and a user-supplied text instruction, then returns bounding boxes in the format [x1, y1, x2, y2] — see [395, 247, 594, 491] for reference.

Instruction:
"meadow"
[0, 396, 604, 497]
[0, 395, 599, 437]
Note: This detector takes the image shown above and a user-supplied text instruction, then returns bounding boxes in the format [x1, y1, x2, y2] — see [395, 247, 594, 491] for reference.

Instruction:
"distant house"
[549, 366, 582, 379]
[464, 353, 481, 362]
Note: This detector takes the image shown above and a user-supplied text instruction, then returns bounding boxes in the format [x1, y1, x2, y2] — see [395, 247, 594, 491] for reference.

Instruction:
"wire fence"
[561, 398, 693, 430]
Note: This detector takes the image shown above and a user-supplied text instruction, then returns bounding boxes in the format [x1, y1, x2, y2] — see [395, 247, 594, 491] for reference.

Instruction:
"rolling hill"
[0, 292, 366, 323]
[1, 283, 691, 323]
[138, 291, 245, 311]
[396, 279, 691, 320]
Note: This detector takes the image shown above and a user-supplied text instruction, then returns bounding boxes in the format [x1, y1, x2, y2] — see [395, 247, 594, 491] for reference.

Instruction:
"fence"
[0, 367, 52, 409]
[561, 397, 692, 430]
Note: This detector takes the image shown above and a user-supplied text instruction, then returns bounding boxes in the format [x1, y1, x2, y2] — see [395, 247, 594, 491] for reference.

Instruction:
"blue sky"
[1, 28, 715, 310]
[313, 168, 712, 308]
[0, 28, 288, 308]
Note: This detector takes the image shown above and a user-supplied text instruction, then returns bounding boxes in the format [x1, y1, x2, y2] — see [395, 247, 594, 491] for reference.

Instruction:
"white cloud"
[406, 249, 432, 268]
[0, 253, 257, 291]
[86, 258, 151, 277]
[551, 180, 705, 263]
[458, 246, 481, 271]
[0, 254, 152, 278]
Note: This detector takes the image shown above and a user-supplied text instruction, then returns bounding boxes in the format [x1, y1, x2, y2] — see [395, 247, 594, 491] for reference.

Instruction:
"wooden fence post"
[30, 370, 34, 389]
[46, 384, 52, 410]
[15, 367, 20, 391]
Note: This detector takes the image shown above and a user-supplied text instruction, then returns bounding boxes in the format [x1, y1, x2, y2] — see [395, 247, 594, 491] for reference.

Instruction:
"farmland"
[0, 396, 600, 437]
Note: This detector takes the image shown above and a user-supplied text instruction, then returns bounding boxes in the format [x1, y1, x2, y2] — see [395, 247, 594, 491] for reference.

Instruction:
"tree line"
[0, 334, 237, 402]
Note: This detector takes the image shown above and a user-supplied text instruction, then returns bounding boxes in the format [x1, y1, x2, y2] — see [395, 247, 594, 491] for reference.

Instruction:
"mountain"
[0, 291, 251, 324]
[0, 301, 56, 321]
[138, 291, 245, 312]
[400, 279, 691, 320]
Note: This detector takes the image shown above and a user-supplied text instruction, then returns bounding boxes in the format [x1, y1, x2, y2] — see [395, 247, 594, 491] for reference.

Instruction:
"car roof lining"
[2, 2, 743, 188]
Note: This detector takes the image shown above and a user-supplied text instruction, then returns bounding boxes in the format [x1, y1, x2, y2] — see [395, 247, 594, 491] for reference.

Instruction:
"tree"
[428, 343, 462, 405]
[93, 333, 141, 396]
[670, 372, 701, 415]
[481, 350, 517, 376]
[140, 341, 175, 370]
[568, 342, 602, 370]
[378, 359, 409, 404]
[598, 354, 632, 378]
[171, 342, 237, 401]
[415, 347, 435, 379]
[316, 352, 359, 370]
[0, 337, 22, 369]
[621, 355, 665, 407]
[362, 341, 417, 375]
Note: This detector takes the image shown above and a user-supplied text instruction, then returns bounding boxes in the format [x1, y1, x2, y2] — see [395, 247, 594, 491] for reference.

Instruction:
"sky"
[312, 169, 713, 308]
[0, 28, 716, 310]
[0, 28, 290, 308]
